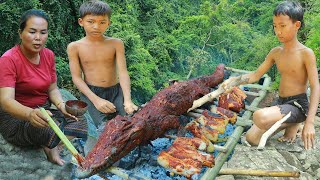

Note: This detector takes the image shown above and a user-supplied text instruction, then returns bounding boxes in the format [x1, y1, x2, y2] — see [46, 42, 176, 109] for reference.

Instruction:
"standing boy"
[221, 1, 319, 150]
[67, 0, 138, 138]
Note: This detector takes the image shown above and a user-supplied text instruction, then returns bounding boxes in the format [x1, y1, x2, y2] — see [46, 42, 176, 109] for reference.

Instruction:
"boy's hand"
[220, 76, 238, 92]
[124, 101, 138, 115]
[302, 122, 315, 150]
[95, 98, 116, 114]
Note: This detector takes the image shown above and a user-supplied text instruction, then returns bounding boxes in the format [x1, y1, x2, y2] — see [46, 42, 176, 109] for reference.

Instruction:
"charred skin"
[75, 64, 225, 178]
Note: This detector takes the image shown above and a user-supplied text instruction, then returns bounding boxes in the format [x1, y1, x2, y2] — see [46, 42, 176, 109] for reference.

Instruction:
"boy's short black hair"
[79, 0, 112, 19]
[273, 1, 304, 28]
[19, 9, 49, 31]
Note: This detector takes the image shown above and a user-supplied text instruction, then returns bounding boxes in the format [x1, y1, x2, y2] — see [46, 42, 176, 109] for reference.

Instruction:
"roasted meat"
[213, 106, 237, 124]
[157, 151, 202, 178]
[166, 143, 214, 167]
[158, 137, 214, 178]
[218, 86, 247, 113]
[185, 120, 219, 143]
[75, 64, 225, 178]
[172, 136, 207, 151]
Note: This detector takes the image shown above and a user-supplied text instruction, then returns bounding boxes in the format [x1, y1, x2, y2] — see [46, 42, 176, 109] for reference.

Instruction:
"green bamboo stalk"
[201, 126, 244, 180]
[39, 108, 79, 157]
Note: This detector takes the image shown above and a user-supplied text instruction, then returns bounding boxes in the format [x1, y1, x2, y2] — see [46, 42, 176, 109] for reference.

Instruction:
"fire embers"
[218, 86, 247, 113]
[157, 137, 214, 178]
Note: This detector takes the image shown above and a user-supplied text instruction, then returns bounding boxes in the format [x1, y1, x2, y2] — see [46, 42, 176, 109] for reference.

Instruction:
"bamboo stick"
[219, 168, 300, 177]
[240, 84, 271, 91]
[188, 76, 245, 112]
[225, 67, 253, 74]
[39, 108, 85, 164]
[244, 91, 260, 96]
[201, 126, 244, 180]
[245, 105, 260, 112]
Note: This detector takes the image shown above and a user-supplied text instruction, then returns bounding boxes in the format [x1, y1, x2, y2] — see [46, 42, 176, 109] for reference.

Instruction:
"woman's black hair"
[19, 9, 49, 31]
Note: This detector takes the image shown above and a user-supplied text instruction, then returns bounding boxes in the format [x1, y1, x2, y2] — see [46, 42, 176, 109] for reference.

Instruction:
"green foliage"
[1, 0, 319, 103]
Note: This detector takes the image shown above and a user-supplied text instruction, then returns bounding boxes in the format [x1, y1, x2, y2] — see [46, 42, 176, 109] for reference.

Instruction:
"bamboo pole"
[219, 168, 300, 177]
[201, 126, 244, 180]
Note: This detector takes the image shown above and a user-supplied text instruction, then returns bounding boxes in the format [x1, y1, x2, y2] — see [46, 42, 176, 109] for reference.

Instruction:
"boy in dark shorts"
[67, 1, 138, 152]
[221, 1, 319, 150]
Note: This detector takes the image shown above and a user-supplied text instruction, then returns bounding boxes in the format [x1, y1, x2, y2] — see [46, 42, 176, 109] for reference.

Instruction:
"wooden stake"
[219, 168, 300, 177]
[257, 112, 291, 150]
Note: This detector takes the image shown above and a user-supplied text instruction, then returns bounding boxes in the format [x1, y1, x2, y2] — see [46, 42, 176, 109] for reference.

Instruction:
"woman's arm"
[0, 87, 49, 128]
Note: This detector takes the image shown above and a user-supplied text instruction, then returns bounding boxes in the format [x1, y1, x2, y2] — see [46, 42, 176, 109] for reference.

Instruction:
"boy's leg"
[276, 102, 307, 143]
[245, 124, 265, 145]
[278, 123, 302, 143]
[246, 106, 283, 145]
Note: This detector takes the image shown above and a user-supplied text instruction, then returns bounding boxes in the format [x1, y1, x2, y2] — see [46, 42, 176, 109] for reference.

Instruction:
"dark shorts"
[277, 93, 309, 123]
[80, 83, 125, 128]
[0, 101, 87, 149]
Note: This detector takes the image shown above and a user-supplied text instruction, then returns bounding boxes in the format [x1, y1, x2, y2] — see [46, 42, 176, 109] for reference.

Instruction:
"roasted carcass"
[75, 64, 225, 178]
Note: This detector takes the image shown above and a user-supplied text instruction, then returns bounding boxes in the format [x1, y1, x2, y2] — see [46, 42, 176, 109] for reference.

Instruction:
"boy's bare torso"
[76, 37, 118, 87]
[273, 45, 309, 97]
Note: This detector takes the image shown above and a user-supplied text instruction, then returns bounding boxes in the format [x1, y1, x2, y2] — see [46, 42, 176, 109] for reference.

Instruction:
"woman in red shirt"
[0, 9, 87, 166]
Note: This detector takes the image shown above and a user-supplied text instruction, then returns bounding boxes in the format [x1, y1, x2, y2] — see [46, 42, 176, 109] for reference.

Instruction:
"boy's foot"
[43, 146, 65, 166]
[277, 123, 300, 143]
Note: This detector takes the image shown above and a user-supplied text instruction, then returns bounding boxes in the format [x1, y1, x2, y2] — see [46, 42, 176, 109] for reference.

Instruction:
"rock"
[278, 151, 302, 170]
[302, 163, 311, 171]
[316, 168, 320, 178]
[297, 151, 307, 161]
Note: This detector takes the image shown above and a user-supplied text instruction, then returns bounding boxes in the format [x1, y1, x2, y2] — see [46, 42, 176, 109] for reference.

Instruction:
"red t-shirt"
[0, 45, 57, 108]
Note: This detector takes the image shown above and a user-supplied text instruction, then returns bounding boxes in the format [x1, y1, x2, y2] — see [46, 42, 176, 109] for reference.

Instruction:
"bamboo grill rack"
[106, 67, 273, 179]
[60, 67, 273, 179]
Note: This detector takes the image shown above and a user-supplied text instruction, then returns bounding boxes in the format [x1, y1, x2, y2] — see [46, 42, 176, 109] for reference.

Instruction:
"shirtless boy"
[67, 0, 138, 131]
[221, 1, 319, 150]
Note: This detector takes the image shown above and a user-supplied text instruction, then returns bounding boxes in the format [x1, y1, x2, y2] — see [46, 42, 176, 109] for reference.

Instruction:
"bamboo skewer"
[188, 76, 244, 112]
[219, 168, 300, 177]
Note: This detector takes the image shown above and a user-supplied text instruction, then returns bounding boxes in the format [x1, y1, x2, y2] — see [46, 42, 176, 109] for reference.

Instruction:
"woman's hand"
[28, 108, 51, 128]
[57, 102, 78, 120]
